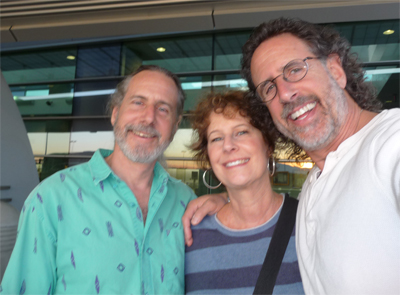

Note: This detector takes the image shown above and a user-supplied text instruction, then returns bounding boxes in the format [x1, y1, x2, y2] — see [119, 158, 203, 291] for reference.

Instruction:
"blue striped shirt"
[185, 195, 304, 294]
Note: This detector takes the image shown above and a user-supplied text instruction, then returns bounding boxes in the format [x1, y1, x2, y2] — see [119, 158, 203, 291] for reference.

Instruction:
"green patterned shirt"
[1, 149, 196, 294]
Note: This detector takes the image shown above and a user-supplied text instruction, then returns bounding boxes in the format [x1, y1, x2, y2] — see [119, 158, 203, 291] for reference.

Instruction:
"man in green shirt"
[1, 65, 196, 294]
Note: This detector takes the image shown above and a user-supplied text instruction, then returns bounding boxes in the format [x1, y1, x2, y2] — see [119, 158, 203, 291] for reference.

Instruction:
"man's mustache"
[124, 124, 161, 139]
[281, 95, 320, 119]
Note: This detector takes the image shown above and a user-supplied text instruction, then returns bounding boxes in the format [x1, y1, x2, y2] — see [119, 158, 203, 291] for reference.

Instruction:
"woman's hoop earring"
[202, 169, 222, 190]
[267, 157, 276, 177]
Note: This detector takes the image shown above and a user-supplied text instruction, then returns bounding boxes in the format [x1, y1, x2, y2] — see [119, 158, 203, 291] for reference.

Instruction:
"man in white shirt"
[184, 18, 400, 294]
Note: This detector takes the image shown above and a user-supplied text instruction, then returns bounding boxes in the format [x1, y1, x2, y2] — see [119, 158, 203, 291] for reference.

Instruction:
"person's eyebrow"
[207, 123, 249, 138]
[157, 100, 173, 109]
[129, 95, 147, 101]
[207, 129, 219, 138]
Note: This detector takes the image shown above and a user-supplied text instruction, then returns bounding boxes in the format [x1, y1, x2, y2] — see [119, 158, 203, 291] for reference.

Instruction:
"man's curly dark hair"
[241, 17, 382, 159]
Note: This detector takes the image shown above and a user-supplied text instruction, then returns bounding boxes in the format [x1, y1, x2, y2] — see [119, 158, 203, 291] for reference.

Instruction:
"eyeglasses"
[255, 57, 321, 103]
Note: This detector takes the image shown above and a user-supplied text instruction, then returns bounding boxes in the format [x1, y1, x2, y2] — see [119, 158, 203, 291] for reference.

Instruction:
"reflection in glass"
[5, 18, 398, 191]
[76, 44, 121, 78]
[47, 133, 71, 154]
[30, 131, 113, 156]
[365, 65, 400, 109]
[334, 19, 399, 62]
[353, 44, 400, 63]
[213, 74, 247, 93]
[166, 163, 225, 196]
[122, 34, 212, 74]
[181, 75, 212, 112]
[41, 157, 70, 181]
[11, 83, 74, 116]
[73, 79, 120, 116]
[272, 162, 312, 199]
[168, 168, 200, 192]
[1, 48, 77, 84]
[28, 133, 47, 155]
[164, 129, 195, 159]
[165, 159, 313, 197]
[27, 132, 70, 155]
[214, 31, 251, 70]
[69, 131, 115, 153]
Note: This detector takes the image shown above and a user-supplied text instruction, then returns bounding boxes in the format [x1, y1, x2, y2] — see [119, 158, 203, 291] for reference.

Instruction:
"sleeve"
[189, 188, 197, 202]
[0, 187, 57, 294]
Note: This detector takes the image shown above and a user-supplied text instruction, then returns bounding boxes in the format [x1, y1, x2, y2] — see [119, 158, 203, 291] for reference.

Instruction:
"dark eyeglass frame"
[255, 57, 321, 103]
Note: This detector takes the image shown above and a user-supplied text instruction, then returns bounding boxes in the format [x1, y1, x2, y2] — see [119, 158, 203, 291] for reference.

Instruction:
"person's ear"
[111, 106, 119, 126]
[326, 54, 347, 89]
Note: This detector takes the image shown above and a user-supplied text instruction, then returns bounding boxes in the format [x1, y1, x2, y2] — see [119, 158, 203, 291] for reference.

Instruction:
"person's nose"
[276, 78, 298, 103]
[141, 105, 156, 125]
[222, 135, 238, 153]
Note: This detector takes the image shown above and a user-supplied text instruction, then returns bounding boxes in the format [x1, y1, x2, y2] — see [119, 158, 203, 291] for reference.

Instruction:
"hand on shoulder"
[182, 192, 228, 246]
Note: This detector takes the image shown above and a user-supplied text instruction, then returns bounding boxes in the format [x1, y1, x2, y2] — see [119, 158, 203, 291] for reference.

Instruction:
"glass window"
[164, 128, 195, 160]
[73, 79, 120, 116]
[76, 44, 121, 78]
[28, 133, 48, 155]
[11, 83, 74, 116]
[213, 74, 247, 92]
[166, 164, 226, 196]
[181, 75, 213, 112]
[27, 129, 114, 157]
[122, 34, 213, 74]
[69, 131, 114, 153]
[272, 161, 313, 198]
[214, 31, 251, 70]
[40, 157, 70, 181]
[364, 64, 400, 109]
[334, 19, 399, 62]
[47, 133, 71, 154]
[25, 119, 72, 156]
[7, 18, 398, 184]
[24, 119, 72, 133]
[1, 48, 77, 84]
[27, 132, 70, 155]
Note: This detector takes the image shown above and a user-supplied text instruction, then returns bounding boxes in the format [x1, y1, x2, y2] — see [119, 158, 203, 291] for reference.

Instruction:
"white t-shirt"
[296, 109, 400, 295]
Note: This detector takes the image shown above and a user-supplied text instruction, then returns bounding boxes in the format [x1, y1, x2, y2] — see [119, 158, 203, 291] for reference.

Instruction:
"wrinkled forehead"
[250, 34, 313, 84]
[130, 70, 176, 91]
[126, 71, 179, 102]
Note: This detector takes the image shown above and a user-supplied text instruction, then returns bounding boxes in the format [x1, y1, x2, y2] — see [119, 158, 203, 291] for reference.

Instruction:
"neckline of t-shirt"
[213, 194, 286, 235]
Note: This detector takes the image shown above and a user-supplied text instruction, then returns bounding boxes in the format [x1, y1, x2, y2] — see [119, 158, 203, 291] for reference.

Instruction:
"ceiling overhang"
[1, 0, 399, 45]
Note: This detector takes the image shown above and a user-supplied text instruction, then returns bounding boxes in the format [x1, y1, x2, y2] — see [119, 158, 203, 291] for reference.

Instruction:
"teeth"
[134, 131, 153, 138]
[226, 159, 249, 167]
[290, 102, 317, 120]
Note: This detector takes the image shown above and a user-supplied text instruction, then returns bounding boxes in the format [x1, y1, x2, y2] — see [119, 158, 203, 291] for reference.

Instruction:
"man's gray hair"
[108, 65, 186, 118]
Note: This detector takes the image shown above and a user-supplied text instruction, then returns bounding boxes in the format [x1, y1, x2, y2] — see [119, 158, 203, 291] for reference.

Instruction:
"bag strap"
[253, 194, 298, 295]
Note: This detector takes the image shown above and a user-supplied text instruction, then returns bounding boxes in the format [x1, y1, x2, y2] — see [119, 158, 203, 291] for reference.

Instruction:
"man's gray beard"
[275, 76, 348, 151]
[114, 124, 171, 164]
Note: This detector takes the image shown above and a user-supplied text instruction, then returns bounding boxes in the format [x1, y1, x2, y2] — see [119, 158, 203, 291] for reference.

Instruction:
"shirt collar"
[88, 149, 180, 186]
[88, 149, 113, 185]
[152, 161, 180, 186]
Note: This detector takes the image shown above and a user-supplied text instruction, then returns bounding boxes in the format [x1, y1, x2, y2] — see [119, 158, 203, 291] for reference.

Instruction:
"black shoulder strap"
[253, 195, 298, 295]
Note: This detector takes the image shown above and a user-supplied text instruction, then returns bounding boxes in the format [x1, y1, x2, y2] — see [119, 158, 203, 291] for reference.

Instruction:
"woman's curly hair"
[190, 90, 278, 169]
[241, 17, 382, 159]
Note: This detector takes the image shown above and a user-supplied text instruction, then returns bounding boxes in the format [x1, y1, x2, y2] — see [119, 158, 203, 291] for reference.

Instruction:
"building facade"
[1, 1, 399, 199]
